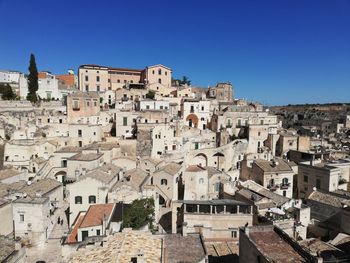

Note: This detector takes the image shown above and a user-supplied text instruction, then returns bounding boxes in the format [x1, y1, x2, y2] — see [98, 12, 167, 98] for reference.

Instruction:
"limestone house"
[152, 162, 182, 206]
[249, 158, 295, 198]
[66, 203, 120, 244]
[66, 151, 104, 180]
[66, 91, 100, 124]
[67, 164, 122, 226]
[12, 179, 63, 245]
[172, 199, 253, 240]
[151, 123, 183, 159]
[109, 168, 151, 204]
[181, 99, 211, 130]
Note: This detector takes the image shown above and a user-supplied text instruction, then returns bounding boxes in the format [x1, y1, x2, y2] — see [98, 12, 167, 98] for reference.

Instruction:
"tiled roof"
[66, 214, 85, 244]
[249, 229, 306, 262]
[80, 203, 115, 228]
[0, 236, 16, 262]
[56, 74, 75, 86]
[69, 230, 162, 263]
[69, 152, 103, 161]
[254, 158, 293, 173]
[185, 165, 206, 172]
[164, 234, 206, 263]
[157, 163, 181, 175]
[0, 168, 20, 180]
[307, 190, 346, 208]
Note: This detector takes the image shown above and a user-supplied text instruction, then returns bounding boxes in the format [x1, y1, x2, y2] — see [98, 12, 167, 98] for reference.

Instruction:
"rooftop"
[164, 234, 206, 263]
[185, 165, 206, 172]
[69, 230, 162, 263]
[307, 190, 347, 208]
[68, 152, 103, 161]
[80, 203, 115, 228]
[254, 158, 293, 173]
[156, 162, 181, 175]
[0, 168, 21, 180]
[247, 227, 306, 263]
[0, 236, 17, 262]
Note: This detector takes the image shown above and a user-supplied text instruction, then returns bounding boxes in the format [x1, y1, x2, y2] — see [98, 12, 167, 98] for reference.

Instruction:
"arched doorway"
[186, 114, 199, 128]
[194, 153, 208, 166]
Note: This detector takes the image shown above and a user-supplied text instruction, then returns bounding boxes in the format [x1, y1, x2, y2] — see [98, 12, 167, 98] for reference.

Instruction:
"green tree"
[123, 198, 154, 229]
[0, 83, 16, 100]
[146, 90, 155, 99]
[180, 76, 191, 86]
[27, 53, 38, 103]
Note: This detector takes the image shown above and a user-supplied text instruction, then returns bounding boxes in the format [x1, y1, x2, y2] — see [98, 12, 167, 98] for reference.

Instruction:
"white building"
[182, 99, 211, 130]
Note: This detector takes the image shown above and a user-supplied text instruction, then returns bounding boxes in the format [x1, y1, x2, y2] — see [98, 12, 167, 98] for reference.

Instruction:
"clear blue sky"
[1, 0, 349, 105]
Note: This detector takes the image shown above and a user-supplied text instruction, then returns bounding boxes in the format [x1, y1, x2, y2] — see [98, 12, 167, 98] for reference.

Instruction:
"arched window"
[88, 195, 96, 204]
[282, 178, 288, 186]
[75, 196, 82, 204]
[269, 179, 274, 187]
[161, 179, 168, 185]
[199, 178, 204, 184]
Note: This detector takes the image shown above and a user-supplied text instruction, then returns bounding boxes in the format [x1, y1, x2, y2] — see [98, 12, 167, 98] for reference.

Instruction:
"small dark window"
[75, 196, 82, 204]
[89, 195, 96, 204]
[161, 179, 168, 185]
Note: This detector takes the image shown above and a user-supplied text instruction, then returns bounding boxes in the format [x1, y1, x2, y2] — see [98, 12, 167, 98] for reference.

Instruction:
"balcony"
[280, 183, 291, 190]
[267, 184, 278, 191]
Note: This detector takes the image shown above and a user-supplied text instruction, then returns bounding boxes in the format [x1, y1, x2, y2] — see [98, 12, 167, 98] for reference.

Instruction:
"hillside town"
[1, 62, 350, 263]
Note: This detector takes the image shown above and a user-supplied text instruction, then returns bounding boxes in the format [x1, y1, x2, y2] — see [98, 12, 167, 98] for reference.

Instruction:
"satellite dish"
[26, 181, 32, 186]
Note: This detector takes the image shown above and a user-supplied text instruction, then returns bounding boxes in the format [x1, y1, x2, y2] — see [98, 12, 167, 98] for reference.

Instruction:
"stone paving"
[25, 207, 68, 263]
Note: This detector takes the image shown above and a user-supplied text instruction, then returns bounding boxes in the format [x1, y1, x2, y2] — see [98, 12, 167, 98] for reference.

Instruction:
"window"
[73, 100, 80, 110]
[165, 71, 167, 76]
[199, 178, 204, 184]
[85, 85, 89, 91]
[190, 105, 194, 112]
[96, 229, 101, 236]
[96, 76, 100, 82]
[93, 99, 98, 106]
[304, 175, 308, 182]
[201, 106, 204, 111]
[158, 78, 162, 84]
[78, 129, 82, 137]
[146, 105, 150, 109]
[86, 100, 90, 106]
[89, 195, 96, 204]
[258, 132, 261, 136]
[269, 178, 274, 186]
[152, 70, 155, 74]
[20, 214, 24, 222]
[158, 69, 162, 75]
[85, 76, 89, 81]
[214, 182, 220, 191]
[123, 117, 128, 126]
[283, 190, 286, 197]
[75, 196, 82, 204]
[108, 78, 110, 83]
[161, 179, 168, 185]
[165, 146, 168, 151]
[78, 141, 82, 147]
[195, 142, 199, 150]
[117, 79, 120, 83]
[97, 85, 100, 91]
[316, 178, 321, 189]
[160, 106, 163, 109]
[172, 145, 176, 150]
[282, 178, 288, 185]
[231, 230, 237, 238]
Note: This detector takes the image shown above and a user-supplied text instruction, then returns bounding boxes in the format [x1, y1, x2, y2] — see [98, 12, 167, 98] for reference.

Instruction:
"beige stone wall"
[67, 94, 100, 123]
[0, 202, 13, 236]
[146, 65, 172, 88]
[79, 67, 109, 92]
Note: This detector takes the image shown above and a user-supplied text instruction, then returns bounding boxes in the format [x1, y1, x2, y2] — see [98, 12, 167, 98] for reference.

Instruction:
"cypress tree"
[27, 53, 38, 102]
